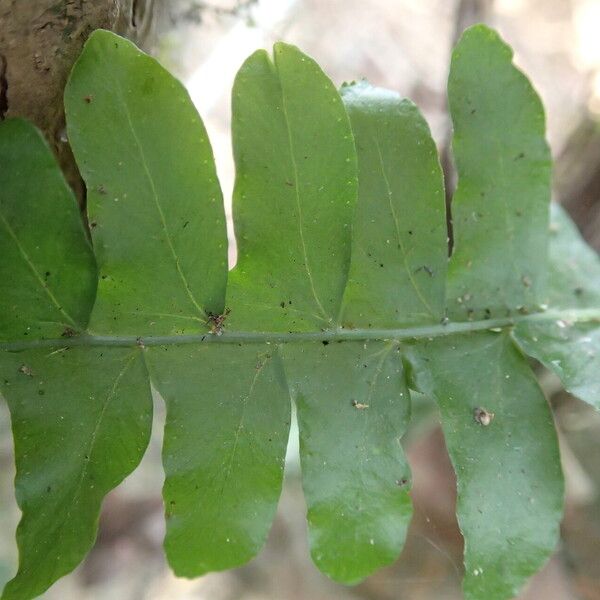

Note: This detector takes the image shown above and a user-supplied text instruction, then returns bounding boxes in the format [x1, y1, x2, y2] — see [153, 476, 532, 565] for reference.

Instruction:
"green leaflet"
[544, 203, 600, 310]
[405, 332, 564, 600]
[515, 321, 600, 409]
[513, 204, 600, 409]
[282, 341, 412, 583]
[226, 43, 357, 331]
[0, 347, 152, 600]
[0, 119, 96, 341]
[447, 25, 551, 320]
[0, 22, 598, 600]
[339, 82, 447, 327]
[145, 344, 290, 576]
[1, 28, 231, 599]
[65, 30, 228, 335]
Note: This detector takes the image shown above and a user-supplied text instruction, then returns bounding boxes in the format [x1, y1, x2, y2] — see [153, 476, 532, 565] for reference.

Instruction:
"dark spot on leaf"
[574, 287, 584, 296]
[280, 301, 285, 308]
[396, 478, 408, 486]
[84, 95, 93, 104]
[514, 152, 525, 160]
[322, 340, 329, 346]
[183, 221, 189, 229]
[38, 389, 44, 395]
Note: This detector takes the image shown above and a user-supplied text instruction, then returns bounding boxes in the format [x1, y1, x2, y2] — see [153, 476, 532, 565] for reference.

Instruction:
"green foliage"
[0, 348, 151, 600]
[283, 341, 412, 583]
[226, 44, 357, 331]
[146, 344, 290, 576]
[0, 24, 598, 600]
[0, 119, 96, 340]
[512, 204, 600, 409]
[64, 31, 228, 335]
[406, 333, 563, 600]
[339, 81, 447, 327]
[447, 27, 551, 320]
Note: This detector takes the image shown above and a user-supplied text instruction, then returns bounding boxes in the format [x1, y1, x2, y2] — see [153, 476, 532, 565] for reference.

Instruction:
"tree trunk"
[0, 0, 161, 199]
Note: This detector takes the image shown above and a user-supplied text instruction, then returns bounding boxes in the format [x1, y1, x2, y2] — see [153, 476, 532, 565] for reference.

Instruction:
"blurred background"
[1, 0, 600, 598]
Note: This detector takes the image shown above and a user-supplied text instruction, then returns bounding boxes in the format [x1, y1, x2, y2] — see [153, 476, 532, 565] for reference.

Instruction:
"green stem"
[1, 308, 598, 351]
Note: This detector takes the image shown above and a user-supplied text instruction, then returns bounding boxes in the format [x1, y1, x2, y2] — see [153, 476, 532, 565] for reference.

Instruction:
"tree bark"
[0, 0, 160, 198]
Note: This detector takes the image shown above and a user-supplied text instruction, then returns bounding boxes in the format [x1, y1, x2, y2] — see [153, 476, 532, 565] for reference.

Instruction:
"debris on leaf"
[18, 364, 33, 377]
[208, 308, 231, 335]
[473, 407, 494, 426]
[351, 399, 369, 410]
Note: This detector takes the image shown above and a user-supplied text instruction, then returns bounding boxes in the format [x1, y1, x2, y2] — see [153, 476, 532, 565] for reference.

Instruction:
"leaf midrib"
[278, 71, 330, 326]
[113, 81, 207, 322]
[1, 308, 597, 350]
[373, 138, 437, 318]
[11, 350, 137, 585]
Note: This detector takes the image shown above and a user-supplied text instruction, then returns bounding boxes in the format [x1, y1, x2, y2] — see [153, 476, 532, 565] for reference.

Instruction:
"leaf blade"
[146, 344, 291, 576]
[0, 119, 96, 342]
[65, 30, 227, 335]
[282, 341, 412, 583]
[226, 44, 357, 331]
[447, 25, 551, 320]
[0, 347, 152, 600]
[340, 82, 447, 327]
[406, 332, 564, 600]
[513, 204, 600, 409]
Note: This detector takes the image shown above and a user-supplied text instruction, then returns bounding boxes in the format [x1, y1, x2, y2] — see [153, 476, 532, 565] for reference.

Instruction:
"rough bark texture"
[0, 0, 161, 198]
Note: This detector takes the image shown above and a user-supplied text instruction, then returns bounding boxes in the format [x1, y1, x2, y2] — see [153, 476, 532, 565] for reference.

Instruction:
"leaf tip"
[454, 23, 514, 60]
